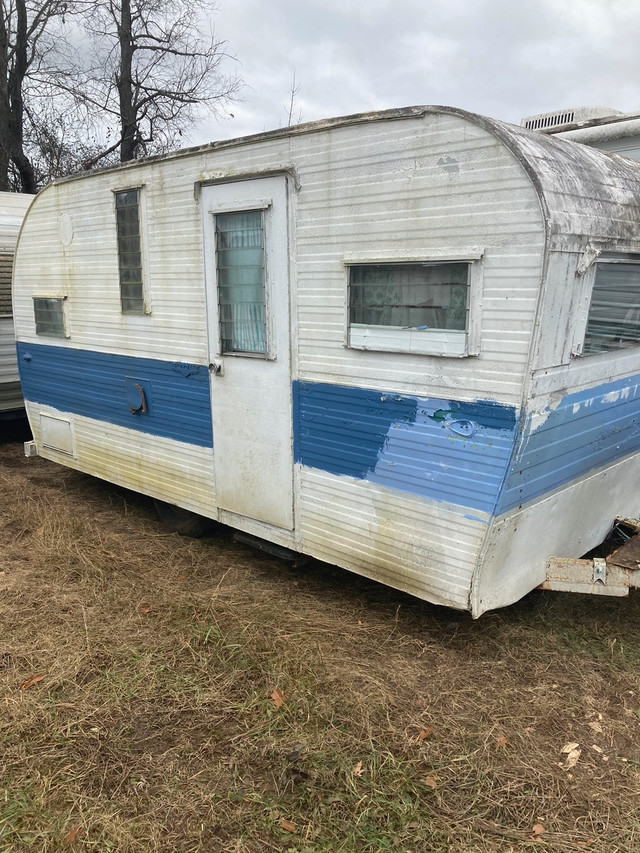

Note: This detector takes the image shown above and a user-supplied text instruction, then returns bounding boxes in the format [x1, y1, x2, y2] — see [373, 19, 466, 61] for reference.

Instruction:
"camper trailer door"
[202, 176, 293, 530]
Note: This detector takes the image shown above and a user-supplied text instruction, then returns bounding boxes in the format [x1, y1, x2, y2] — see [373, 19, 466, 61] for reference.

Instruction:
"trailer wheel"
[153, 499, 219, 538]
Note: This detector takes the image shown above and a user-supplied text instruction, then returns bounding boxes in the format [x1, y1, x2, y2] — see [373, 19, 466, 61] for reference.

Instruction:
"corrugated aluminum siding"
[26, 402, 216, 516]
[292, 116, 545, 402]
[0, 193, 32, 412]
[14, 114, 545, 401]
[299, 469, 487, 610]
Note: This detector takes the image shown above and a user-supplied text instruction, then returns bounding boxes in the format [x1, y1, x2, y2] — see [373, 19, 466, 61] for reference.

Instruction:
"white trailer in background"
[522, 105, 640, 161]
[0, 192, 33, 419]
[11, 106, 640, 615]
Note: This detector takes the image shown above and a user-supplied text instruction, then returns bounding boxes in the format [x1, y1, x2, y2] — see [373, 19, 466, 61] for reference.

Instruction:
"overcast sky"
[189, 0, 640, 145]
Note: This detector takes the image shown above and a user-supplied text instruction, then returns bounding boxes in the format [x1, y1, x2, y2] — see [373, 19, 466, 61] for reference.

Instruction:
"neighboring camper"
[12, 106, 640, 615]
[0, 192, 32, 419]
[522, 105, 640, 161]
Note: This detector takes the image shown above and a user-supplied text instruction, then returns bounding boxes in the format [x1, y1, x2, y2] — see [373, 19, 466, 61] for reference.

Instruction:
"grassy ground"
[1, 434, 639, 852]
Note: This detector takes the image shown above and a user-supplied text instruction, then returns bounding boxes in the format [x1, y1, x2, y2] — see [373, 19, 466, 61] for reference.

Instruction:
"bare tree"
[0, 0, 240, 191]
[0, 0, 72, 192]
[81, 0, 240, 164]
[284, 68, 302, 127]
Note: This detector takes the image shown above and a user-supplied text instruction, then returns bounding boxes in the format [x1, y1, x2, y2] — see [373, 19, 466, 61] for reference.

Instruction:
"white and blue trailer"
[12, 106, 640, 615]
[0, 192, 33, 419]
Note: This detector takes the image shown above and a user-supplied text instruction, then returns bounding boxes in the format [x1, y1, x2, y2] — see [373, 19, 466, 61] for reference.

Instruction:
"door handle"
[209, 361, 224, 376]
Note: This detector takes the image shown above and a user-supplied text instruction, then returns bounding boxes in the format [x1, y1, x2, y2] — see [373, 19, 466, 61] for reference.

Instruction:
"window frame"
[343, 250, 483, 358]
[112, 185, 149, 316]
[210, 197, 274, 360]
[572, 253, 640, 359]
[32, 295, 68, 338]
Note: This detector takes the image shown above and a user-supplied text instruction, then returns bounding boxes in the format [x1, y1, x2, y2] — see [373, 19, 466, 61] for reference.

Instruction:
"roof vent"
[521, 106, 622, 131]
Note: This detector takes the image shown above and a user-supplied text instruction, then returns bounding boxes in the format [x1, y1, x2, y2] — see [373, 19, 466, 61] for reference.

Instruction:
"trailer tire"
[153, 499, 219, 538]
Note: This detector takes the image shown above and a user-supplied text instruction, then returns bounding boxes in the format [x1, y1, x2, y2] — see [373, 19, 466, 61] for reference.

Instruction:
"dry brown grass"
[1, 431, 639, 852]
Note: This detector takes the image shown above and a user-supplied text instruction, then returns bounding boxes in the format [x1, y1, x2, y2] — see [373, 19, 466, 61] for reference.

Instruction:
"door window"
[215, 210, 266, 355]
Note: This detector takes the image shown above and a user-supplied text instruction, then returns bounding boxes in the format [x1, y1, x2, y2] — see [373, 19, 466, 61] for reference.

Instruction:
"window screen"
[0, 253, 13, 317]
[34, 297, 65, 337]
[349, 262, 469, 331]
[115, 189, 144, 314]
[215, 210, 266, 355]
[583, 260, 640, 355]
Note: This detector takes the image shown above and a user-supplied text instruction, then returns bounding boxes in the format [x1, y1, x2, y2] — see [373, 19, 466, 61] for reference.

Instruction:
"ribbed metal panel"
[13, 175, 209, 362]
[0, 253, 13, 315]
[0, 192, 32, 253]
[294, 380, 517, 515]
[498, 373, 640, 513]
[12, 113, 545, 409]
[18, 342, 212, 447]
[293, 115, 544, 403]
[0, 193, 31, 413]
[299, 468, 485, 610]
[26, 403, 216, 515]
[0, 315, 21, 413]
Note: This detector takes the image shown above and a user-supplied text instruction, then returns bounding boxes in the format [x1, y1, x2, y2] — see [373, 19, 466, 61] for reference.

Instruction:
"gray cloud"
[190, 0, 640, 144]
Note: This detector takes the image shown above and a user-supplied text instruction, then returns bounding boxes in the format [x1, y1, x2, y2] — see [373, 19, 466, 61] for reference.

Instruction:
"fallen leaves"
[412, 726, 433, 744]
[352, 760, 364, 777]
[495, 734, 508, 750]
[270, 810, 296, 833]
[560, 742, 581, 770]
[21, 674, 44, 690]
[64, 825, 84, 844]
[532, 824, 545, 836]
[270, 688, 285, 710]
[139, 605, 152, 614]
[423, 775, 438, 789]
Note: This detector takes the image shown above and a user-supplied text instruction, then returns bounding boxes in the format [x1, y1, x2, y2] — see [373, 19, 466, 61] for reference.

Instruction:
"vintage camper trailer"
[12, 106, 640, 615]
[0, 192, 33, 419]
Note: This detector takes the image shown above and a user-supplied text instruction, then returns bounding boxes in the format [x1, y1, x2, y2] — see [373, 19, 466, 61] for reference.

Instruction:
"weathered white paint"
[473, 452, 640, 614]
[0, 192, 33, 415]
[202, 176, 294, 530]
[298, 467, 488, 611]
[26, 402, 217, 516]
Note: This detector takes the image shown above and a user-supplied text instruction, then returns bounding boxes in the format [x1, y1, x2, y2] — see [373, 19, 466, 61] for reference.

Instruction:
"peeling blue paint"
[293, 380, 517, 514]
[497, 373, 640, 514]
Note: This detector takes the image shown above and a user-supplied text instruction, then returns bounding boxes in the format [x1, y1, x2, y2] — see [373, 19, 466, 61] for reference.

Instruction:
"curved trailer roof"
[50, 104, 640, 252]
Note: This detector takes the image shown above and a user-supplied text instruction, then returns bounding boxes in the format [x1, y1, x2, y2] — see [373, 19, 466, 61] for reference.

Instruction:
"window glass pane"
[115, 189, 144, 314]
[216, 210, 266, 354]
[0, 253, 13, 316]
[584, 262, 640, 355]
[349, 262, 469, 330]
[115, 190, 139, 209]
[34, 298, 64, 337]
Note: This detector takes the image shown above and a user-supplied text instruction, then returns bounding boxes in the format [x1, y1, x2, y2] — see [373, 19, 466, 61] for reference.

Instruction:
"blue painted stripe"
[17, 341, 213, 447]
[497, 373, 640, 514]
[20, 344, 639, 519]
[293, 380, 518, 514]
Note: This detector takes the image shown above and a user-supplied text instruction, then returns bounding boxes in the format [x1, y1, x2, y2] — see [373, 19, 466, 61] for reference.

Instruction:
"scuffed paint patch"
[294, 380, 517, 514]
[497, 372, 640, 514]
